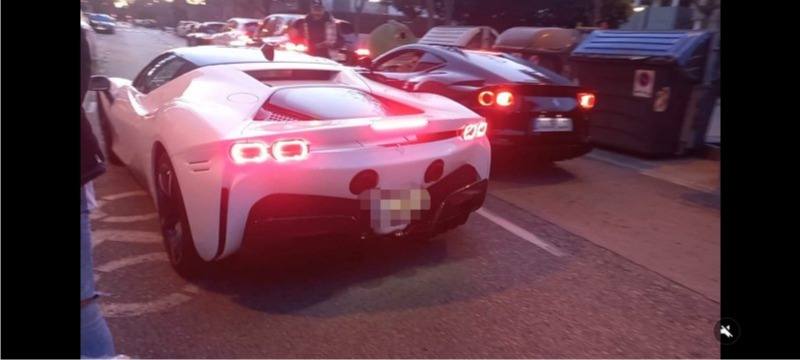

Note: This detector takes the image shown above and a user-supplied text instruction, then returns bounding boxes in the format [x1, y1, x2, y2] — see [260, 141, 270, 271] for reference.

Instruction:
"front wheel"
[155, 151, 205, 278]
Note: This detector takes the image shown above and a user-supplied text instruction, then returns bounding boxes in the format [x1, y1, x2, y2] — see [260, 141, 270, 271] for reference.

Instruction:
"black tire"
[155, 150, 205, 278]
[96, 94, 123, 166]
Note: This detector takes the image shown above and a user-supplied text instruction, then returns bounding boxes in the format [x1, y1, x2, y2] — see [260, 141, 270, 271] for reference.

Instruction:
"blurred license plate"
[361, 189, 431, 232]
[533, 116, 573, 132]
[334, 52, 347, 61]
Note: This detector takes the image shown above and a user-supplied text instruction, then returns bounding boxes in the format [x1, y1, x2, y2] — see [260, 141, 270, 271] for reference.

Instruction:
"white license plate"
[361, 189, 431, 234]
[334, 52, 347, 61]
[533, 117, 573, 132]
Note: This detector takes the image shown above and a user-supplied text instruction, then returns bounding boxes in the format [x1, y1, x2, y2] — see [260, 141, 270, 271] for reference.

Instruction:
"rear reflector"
[371, 117, 428, 131]
[231, 142, 269, 164]
[271, 139, 309, 162]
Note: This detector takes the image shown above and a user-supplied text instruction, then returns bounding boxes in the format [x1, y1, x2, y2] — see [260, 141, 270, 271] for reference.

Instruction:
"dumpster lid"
[494, 27, 582, 54]
[571, 30, 712, 66]
[419, 26, 498, 48]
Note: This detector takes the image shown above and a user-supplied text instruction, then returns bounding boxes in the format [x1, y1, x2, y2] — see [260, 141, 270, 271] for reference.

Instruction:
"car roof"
[228, 17, 260, 23]
[171, 46, 339, 67]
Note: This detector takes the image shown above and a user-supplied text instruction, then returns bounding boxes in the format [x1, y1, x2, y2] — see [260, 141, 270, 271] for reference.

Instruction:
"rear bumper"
[490, 130, 593, 161]
[242, 165, 488, 245]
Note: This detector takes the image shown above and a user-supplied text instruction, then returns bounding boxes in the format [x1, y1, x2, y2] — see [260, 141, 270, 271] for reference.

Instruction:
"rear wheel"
[155, 150, 205, 278]
[96, 95, 123, 165]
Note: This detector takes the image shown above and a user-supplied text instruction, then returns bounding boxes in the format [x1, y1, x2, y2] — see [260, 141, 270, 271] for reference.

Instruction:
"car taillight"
[355, 48, 370, 57]
[578, 92, 596, 110]
[478, 90, 494, 106]
[462, 121, 487, 140]
[496, 91, 514, 107]
[476, 121, 488, 137]
[271, 139, 310, 162]
[231, 142, 269, 164]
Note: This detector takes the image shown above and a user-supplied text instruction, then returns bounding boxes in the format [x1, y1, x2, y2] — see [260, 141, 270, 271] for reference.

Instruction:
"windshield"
[90, 14, 115, 22]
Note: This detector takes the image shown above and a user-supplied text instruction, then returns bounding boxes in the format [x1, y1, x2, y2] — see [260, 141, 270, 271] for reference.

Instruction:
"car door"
[112, 54, 194, 167]
[367, 50, 446, 91]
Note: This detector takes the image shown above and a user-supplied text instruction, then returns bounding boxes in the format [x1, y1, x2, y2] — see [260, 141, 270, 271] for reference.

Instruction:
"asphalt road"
[84, 26, 721, 358]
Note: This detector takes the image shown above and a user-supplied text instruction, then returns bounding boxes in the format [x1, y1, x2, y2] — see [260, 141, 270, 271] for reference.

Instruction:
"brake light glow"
[462, 121, 488, 140]
[496, 91, 514, 107]
[371, 117, 428, 131]
[476, 121, 488, 137]
[355, 48, 370, 57]
[231, 142, 269, 164]
[578, 92, 596, 110]
[478, 91, 494, 106]
[271, 139, 310, 162]
[285, 42, 307, 52]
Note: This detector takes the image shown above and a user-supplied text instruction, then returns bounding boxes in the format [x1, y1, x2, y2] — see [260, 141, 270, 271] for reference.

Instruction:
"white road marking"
[96, 252, 167, 273]
[101, 293, 193, 318]
[102, 190, 149, 201]
[91, 229, 161, 248]
[95, 252, 199, 317]
[476, 208, 566, 257]
[102, 213, 159, 223]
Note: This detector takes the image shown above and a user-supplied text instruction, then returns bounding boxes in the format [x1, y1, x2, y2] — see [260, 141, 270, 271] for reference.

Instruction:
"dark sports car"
[360, 44, 597, 162]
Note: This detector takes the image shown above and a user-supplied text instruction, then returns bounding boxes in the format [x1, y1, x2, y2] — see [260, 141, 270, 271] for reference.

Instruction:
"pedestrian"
[302, 0, 337, 58]
[81, 25, 116, 358]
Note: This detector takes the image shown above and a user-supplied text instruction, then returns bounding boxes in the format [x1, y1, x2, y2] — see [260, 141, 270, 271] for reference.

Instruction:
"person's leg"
[81, 186, 115, 358]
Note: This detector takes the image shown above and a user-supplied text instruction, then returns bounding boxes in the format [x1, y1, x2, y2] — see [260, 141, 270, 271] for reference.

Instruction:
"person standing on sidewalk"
[81, 25, 116, 358]
[302, 0, 337, 58]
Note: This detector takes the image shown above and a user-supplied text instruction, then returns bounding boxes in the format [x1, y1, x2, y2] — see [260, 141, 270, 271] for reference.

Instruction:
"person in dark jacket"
[81, 26, 116, 358]
[302, 0, 337, 58]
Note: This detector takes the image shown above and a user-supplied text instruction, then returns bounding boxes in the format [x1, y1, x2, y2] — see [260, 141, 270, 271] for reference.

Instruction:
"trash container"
[569, 30, 713, 156]
[493, 27, 584, 80]
[418, 26, 498, 50]
[368, 20, 418, 59]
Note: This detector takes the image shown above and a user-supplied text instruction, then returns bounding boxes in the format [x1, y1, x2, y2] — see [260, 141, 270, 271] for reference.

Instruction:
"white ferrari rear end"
[93, 47, 490, 277]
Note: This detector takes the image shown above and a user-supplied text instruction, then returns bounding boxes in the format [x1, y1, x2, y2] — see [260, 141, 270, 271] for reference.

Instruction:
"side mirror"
[89, 76, 111, 91]
[261, 43, 275, 61]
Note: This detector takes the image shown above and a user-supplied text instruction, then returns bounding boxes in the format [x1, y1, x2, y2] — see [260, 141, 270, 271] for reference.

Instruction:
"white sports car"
[90, 46, 490, 277]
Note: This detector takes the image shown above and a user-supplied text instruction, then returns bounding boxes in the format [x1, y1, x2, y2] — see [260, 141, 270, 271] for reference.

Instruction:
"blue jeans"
[81, 186, 116, 358]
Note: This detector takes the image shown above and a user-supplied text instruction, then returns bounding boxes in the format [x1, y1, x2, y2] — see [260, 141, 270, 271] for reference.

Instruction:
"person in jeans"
[81, 25, 115, 358]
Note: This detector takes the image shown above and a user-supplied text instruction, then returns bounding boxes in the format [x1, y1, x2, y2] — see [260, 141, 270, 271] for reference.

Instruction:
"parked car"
[185, 22, 228, 46]
[88, 45, 490, 277]
[176, 20, 200, 37]
[133, 19, 159, 28]
[360, 44, 597, 162]
[203, 17, 260, 46]
[88, 13, 116, 34]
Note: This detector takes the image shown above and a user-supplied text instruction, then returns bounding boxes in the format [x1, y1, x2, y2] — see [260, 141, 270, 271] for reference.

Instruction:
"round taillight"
[496, 91, 514, 107]
[350, 170, 379, 195]
[424, 160, 444, 183]
[578, 92, 596, 110]
[478, 91, 495, 106]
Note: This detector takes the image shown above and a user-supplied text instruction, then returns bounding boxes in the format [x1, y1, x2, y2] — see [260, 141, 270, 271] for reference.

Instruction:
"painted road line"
[476, 207, 566, 257]
[102, 190, 149, 201]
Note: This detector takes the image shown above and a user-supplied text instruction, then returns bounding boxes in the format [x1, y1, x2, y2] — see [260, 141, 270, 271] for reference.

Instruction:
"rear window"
[465, 52, 570, 85]
[263, 87, 421, 120]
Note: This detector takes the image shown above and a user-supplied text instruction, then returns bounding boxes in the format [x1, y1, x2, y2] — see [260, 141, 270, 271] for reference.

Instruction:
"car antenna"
[261, 43, 275, 61]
